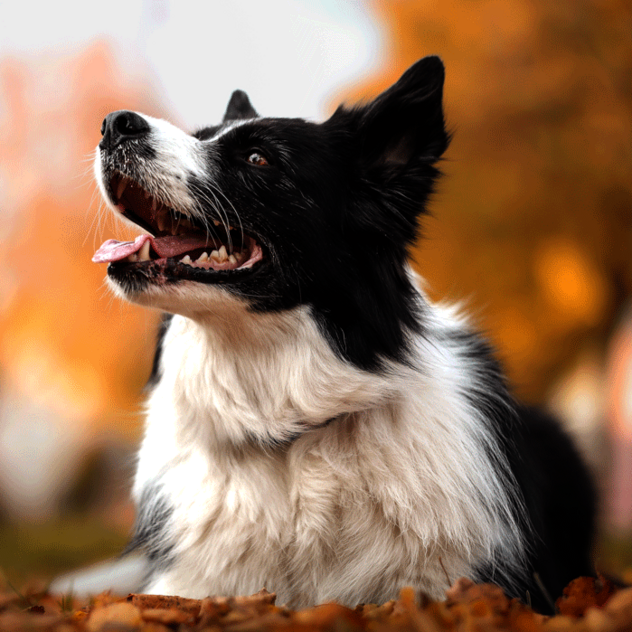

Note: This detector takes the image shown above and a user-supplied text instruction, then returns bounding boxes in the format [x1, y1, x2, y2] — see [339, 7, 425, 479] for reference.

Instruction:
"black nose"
[100, 110, 150, 150]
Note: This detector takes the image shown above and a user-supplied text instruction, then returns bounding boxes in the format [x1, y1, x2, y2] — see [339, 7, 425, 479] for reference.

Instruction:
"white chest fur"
[134, 296, 522, 607]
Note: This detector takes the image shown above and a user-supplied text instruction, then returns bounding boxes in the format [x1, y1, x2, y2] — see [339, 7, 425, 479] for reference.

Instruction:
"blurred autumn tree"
[343, 0, 632, 400]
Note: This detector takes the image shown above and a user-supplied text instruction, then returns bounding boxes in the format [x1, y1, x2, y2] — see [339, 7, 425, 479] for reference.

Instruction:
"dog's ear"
[353, 56, 449, 169]
[223, 90, 258, 121]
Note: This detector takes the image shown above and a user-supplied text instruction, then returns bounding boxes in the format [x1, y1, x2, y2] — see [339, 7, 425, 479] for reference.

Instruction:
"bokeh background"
[1, 0, 631, 587]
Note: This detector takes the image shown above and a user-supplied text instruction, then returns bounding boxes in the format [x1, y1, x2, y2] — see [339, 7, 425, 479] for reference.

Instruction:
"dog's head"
[94, 56, 449, 369]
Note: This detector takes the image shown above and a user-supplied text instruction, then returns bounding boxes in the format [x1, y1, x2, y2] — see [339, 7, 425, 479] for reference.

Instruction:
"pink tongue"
[92, 235, 149, 263]
[92, 234, 214, 263]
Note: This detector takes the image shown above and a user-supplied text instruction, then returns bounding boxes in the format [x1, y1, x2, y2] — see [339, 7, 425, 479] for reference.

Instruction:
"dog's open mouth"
[93, 173, 263, 277]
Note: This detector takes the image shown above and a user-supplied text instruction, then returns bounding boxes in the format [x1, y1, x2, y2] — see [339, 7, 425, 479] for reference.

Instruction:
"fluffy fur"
[93, 56, 595, 613]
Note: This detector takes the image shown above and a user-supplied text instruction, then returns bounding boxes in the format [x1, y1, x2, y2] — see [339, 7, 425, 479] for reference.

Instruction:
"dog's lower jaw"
[105, 271, 232, 318]
[130, 292, 525, 606]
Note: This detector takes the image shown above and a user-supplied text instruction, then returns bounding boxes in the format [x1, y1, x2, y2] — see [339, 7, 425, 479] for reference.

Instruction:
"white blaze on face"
[94, 113, 210, 219]
[143, 114, 207, 180]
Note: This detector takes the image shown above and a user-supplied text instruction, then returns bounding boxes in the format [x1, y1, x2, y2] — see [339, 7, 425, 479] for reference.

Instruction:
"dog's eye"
[246, 152, 269, 167]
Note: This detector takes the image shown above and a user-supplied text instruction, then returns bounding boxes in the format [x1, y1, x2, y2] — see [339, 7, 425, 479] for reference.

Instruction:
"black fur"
[501, 407, 597, 611]
[182, 56, 449, 370]
[223, 89, 258, 121]
[123, 483, 175, 571]
[146, 312, 173, 389]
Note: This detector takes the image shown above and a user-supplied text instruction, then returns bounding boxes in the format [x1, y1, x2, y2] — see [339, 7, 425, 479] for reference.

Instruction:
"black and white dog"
[93, 56, 595, 613]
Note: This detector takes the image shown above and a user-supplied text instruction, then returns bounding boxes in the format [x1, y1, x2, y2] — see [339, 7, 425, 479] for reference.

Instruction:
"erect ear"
[353, 56, 449, 168]
[223, 90, 258, 122]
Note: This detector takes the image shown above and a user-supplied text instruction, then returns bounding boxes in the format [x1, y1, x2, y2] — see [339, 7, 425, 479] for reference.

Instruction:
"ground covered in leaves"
[0, 576, 630, 631]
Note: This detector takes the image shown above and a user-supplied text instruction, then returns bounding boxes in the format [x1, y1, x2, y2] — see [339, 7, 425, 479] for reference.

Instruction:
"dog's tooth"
[139, 240, 151, 261]
[228, 254, 237, 265]
[127, 253, 139, 262]
[218, 245, 228, 262]
[197, 252, 209, 263]
[116, 178, 127, 201]
[156, 213, 167, 233]
[181, 255, 192, 265]
[210, 249, 221, 261]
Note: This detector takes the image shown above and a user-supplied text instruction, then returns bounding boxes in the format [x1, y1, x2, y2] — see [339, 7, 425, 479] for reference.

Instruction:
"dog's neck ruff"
[134, 286, 525, 604]
[140, 299, 395, 457]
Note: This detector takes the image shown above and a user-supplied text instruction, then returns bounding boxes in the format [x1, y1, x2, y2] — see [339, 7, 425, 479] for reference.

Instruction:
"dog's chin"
[105, 264, 252, 317]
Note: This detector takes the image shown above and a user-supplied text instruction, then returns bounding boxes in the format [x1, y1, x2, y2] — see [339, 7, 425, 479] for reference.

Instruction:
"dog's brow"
[205, 119, 257, 143]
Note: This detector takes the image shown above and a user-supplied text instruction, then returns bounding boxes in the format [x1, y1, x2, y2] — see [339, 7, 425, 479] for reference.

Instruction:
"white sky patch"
[1, 0, 382, 127]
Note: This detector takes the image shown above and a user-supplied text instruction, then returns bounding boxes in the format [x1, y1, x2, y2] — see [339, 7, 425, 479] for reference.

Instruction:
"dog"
[92, 56, 595, 613]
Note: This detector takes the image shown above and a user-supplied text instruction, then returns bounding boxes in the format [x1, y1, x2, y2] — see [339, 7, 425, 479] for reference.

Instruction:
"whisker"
[189, 180, 244, 255]
[188, 182, 227, 249]
[208, 185, 245, 253]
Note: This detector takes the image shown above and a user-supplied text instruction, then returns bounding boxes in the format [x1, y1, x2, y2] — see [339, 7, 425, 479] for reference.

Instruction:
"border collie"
[92, 56, 595, 613]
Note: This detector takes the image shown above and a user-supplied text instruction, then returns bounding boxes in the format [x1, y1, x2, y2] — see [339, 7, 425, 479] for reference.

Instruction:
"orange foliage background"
[345, 0, 632, 400]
